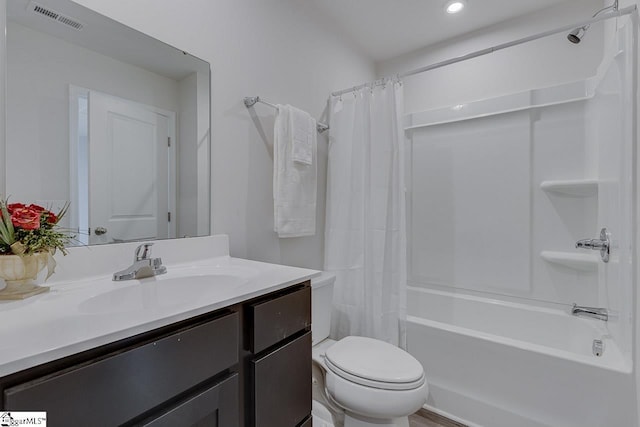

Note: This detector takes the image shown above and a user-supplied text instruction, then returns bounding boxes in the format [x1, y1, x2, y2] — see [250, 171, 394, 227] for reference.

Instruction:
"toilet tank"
[311, 272, 336, 346]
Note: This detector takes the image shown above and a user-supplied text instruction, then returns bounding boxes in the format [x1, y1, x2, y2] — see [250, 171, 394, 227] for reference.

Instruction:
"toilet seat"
[324, 336, 425, 391]
[324, 361, 429, 420]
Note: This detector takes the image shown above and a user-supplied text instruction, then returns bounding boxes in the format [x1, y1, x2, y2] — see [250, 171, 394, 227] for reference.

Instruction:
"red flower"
[26, 204, 57, 225]
[27, 204, 45, 213]
[11, 207, 41, 230]
[7, 203, 26, 214]
[45, 211, 58, 224]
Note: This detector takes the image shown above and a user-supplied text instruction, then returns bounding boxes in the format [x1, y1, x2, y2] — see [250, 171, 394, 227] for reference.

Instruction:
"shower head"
[567, 0, 617, 44]
[567, 26, 586, 44]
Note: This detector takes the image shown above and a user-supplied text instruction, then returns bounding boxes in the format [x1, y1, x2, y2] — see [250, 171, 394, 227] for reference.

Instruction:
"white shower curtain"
[324, 80, 407, 348]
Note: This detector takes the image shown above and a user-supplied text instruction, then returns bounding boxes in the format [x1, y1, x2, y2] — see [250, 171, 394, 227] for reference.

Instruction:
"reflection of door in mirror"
[5, 0, 212, 246]
[70, 87, 176, 245]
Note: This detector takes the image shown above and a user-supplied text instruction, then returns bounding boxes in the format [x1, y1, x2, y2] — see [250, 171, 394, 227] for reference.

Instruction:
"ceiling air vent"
[27, 1, 84, 31]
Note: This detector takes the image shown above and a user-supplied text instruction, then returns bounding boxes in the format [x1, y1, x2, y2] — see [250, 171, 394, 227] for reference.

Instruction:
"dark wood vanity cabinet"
[244, 284, 312, 427]
[138, 373, 239, 427]
[0, 280, 312, 427]
[2, 310, 240, 427]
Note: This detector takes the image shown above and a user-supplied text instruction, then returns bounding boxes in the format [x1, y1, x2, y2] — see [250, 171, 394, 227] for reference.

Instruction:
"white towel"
[273, 104, 317, 237]
[290, 106, 313, 165]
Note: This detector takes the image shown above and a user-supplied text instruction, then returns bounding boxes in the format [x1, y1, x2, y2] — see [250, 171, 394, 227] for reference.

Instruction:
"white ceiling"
[307, 0, 572, 62]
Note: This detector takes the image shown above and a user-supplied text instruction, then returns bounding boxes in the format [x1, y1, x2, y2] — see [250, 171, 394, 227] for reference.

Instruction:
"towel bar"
[244, 96, 329, 133]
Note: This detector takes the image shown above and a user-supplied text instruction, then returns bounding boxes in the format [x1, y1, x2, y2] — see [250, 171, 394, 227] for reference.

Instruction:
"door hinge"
[168, 212, 171, 222]
[168, 137, 171, 147]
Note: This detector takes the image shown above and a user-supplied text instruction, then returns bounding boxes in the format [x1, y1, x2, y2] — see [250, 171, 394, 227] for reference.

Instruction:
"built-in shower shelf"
[540, 251, 599, 272]
[540, 179, 599, 197]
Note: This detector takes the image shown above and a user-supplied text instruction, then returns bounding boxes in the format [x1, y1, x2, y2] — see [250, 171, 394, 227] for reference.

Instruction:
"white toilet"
[311, 272, 428, 427]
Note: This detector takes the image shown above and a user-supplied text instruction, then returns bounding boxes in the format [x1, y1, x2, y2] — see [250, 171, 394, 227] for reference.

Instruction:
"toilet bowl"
[311, 273, 428, 427]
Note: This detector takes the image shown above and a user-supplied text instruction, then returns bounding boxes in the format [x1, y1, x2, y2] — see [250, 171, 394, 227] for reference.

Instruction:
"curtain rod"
[244, 96, 330, 133]
[331, 5, 637, 97]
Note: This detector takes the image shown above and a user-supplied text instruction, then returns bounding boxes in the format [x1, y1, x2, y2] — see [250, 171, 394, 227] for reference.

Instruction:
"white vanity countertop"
[0, 235, 319, 377]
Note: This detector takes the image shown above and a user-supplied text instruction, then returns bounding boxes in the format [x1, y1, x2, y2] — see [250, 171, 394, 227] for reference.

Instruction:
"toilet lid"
[324, 336, 425, 390]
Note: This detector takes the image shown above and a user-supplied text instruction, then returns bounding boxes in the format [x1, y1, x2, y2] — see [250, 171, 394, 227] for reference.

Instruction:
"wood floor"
[409, 408, 468, 427]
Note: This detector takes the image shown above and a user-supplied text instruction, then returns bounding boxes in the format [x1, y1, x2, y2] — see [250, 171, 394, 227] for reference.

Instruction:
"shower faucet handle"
[575, 239, 606, 249]
[575, 228, 610, 263]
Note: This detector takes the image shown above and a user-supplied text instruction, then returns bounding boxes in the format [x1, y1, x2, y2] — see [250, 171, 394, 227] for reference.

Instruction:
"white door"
[88, 91, 171, 245]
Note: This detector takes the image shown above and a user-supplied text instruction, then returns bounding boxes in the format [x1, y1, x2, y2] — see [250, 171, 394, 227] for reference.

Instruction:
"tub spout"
[571, 303, 608, 321]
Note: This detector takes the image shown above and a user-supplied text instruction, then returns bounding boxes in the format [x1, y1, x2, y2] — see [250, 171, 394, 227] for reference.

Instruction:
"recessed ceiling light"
[445, 0, 466, 14]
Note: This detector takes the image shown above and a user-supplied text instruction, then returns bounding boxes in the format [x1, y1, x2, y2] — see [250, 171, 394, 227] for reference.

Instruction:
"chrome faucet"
[113, 243, 167, 281]
[571, 303, 608, 321]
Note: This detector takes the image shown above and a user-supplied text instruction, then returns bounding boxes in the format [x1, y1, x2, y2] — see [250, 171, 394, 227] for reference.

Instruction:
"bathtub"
[406, 286, 637, 427]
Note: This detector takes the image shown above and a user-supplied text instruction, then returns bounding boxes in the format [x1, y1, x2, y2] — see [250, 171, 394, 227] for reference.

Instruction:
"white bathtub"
[406, 286, 637, 427]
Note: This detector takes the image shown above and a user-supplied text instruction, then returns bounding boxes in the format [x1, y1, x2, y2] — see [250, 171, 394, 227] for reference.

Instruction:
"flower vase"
[0, 252, 51, 299]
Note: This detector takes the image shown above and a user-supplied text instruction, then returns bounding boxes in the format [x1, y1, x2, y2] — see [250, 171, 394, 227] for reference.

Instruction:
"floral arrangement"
[0, 200, 73, 256]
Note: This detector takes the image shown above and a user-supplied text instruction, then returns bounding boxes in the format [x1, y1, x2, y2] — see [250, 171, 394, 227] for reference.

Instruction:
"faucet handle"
[575, 228, 610, 263]
[135, 243, 154, 261]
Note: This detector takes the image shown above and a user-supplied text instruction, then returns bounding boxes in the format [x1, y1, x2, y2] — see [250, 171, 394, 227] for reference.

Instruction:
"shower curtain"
[324, 80, 407, 348]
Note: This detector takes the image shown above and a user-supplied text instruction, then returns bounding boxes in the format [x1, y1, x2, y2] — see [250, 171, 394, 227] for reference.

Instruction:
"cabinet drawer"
[4, 311, 239, 427]
[251, 331, 311, 427]
[248, 285, 310, 353]
[140, 373, 239, 427]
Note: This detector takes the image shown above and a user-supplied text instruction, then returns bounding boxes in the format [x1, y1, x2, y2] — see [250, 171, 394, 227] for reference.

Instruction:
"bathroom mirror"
[4, 0, 211, 246]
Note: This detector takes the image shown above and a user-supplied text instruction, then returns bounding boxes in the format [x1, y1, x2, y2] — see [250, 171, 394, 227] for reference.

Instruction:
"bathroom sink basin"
[78, 272, 250, 314]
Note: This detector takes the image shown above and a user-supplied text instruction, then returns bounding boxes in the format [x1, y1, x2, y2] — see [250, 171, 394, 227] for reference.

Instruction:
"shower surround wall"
[403, 61, 636, 425]
[408, 103, 599, 304]
[379, 2, 637, 426]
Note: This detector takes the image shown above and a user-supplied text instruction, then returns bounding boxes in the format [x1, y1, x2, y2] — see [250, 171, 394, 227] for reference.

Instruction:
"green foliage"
[0, 199, 74, 255]
[0, 203, 15, 252]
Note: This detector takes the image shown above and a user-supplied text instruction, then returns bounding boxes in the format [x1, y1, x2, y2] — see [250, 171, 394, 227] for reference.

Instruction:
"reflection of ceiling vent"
[27, 1, 84, 31]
